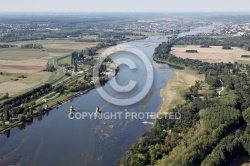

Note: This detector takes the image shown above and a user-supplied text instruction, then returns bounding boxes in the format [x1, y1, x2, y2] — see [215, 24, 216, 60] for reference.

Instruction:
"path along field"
[0, 40, 98, 97]
[171, 45, 250, 63]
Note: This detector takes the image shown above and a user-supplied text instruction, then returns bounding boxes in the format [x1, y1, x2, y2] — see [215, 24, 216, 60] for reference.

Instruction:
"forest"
[118, 38, 250, 166]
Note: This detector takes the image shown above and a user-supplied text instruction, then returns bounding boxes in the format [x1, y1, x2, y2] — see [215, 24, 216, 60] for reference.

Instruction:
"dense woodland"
[118, 38, 250, 166]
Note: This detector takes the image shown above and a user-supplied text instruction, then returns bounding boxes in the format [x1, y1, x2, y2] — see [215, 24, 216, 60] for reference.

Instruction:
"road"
[219, 79, 224, 96]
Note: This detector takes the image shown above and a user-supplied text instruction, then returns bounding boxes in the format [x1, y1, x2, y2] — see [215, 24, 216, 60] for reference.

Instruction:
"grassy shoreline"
[159, 68, 204, 113]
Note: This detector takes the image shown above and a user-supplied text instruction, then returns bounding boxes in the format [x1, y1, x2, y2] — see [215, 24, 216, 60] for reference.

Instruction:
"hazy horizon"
[0, 0, 250, 13]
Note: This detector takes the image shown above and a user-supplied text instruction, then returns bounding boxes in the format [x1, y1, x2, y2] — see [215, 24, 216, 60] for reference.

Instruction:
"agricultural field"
[0, 39, 99, 97]
[171, 45, 250, 63]
[0, 39, 99, 57]
[6, 39, 98, 51]
[0, 48, 47, 73]
[0, 72, 51, 96]
[43, 41, 98, 50]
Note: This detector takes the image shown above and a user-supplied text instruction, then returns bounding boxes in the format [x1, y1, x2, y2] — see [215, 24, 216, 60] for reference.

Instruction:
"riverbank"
[0, 57, 119, 134]
[160, 69, 204, 113]
[0, 86, 95, 134]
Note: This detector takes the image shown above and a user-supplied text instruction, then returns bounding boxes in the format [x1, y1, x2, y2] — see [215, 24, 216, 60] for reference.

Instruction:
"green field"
[58, 55, 71, 65]
[0, 72, 26, 83]
[236, 60, 250, 65]
[47, 69, 65, 84]
[0, 72, 51, 98]
[78, 63, 90, 71]
[0, 48, 48, 61]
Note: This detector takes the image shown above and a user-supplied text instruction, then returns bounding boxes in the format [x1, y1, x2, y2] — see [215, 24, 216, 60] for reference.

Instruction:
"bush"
[186, 50, 198, 53]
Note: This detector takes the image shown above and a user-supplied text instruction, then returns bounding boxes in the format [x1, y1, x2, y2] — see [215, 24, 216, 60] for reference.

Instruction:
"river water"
[0, 24, 216, 166]
[0, 38, 173, 166]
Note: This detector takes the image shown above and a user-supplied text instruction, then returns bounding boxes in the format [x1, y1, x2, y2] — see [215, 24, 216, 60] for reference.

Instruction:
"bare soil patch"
[0, 64, 44, 71]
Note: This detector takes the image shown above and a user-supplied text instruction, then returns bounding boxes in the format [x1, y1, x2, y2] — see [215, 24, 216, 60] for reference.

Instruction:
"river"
[0, 37, 173, 166]
[0, 24, 216, 166]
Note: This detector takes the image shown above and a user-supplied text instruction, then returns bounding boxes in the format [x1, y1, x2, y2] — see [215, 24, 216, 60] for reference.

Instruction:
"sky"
[0, 0, 249, 13]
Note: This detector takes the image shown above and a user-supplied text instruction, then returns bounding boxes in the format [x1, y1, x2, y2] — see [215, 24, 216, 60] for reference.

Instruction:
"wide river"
[0, 24, 216, 166]
[0, 37, 174, 166]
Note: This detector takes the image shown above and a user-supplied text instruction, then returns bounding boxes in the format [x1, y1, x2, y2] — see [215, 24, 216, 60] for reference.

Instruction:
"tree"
[78, 50, 84, 59]
[74, 60, 78, 72]
[4, 110, 10, 121]
[71, 52, 78, 64]
[222, 45, 232, 50]
[46, 63, 55, 72]
[3, 92, 9, 99]
[3, 104, 11, 121]
[18, 114, 25, 122]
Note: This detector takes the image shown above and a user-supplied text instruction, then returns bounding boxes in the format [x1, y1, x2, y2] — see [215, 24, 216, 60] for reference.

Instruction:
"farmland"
[0, 72, 51, 96]
[0, 40, 99, 97]
[42, 41, 98, 50]
[171, 45, 250, 63]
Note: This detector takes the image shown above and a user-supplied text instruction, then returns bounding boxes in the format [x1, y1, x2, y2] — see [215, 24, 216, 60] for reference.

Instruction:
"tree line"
[118, 38, 250, 166]
[0, 44, 17, 48]
[21, 44, 43, 49]
[174, 36, 250, 51]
